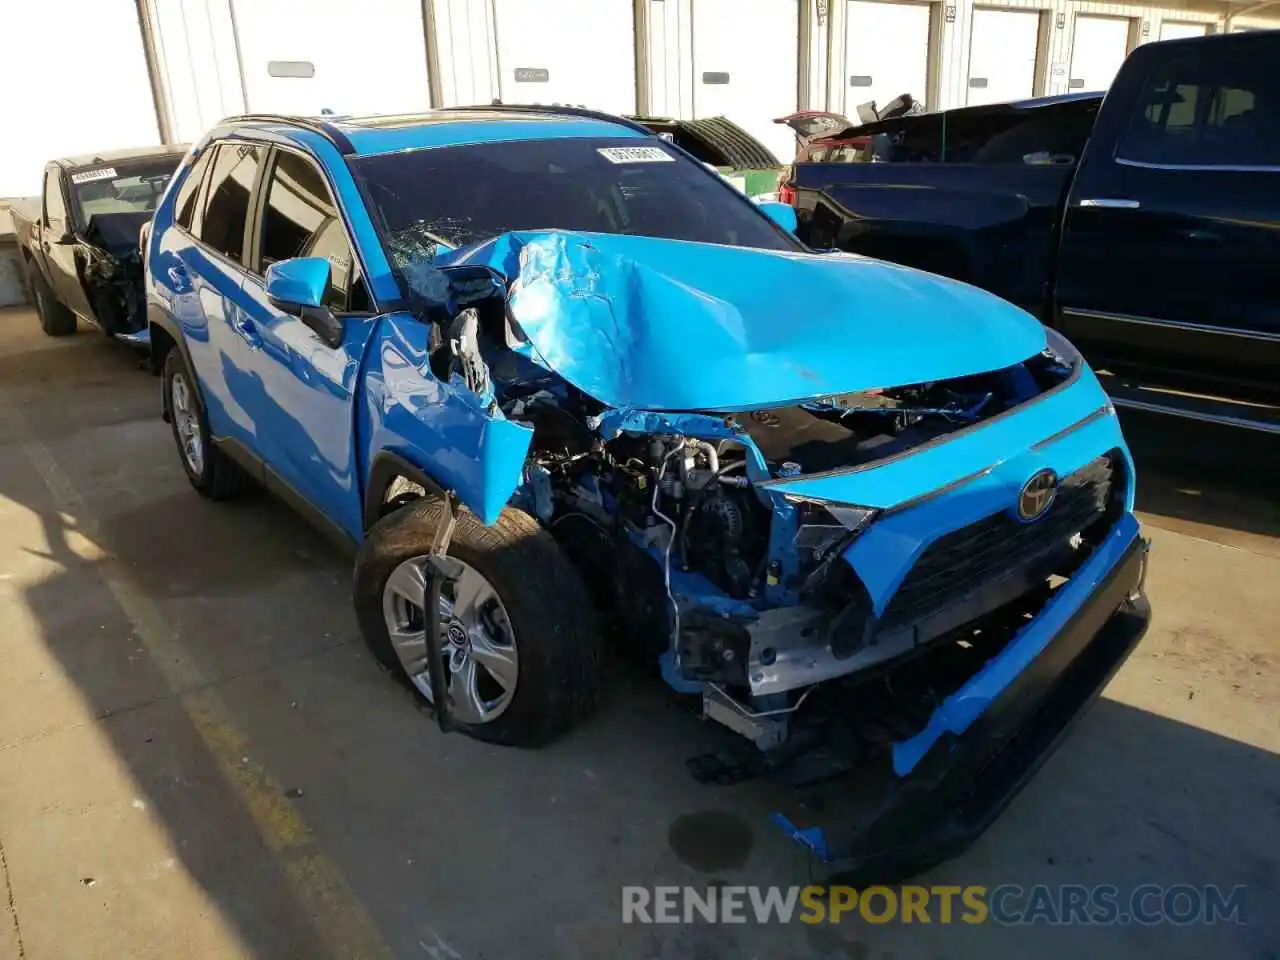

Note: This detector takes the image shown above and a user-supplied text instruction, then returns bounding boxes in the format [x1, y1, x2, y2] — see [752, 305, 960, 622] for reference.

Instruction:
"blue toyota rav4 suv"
[144, 107, 1150, 879]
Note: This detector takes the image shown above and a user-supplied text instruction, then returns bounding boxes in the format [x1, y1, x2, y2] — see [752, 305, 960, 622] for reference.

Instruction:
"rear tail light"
[777, 165, 796, 205]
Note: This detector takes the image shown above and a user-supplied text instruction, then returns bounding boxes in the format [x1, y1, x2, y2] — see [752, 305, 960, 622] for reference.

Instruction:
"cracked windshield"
[349, 136, 795, 270]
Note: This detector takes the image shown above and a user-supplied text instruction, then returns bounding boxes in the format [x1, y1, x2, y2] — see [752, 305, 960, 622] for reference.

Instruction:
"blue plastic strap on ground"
[891, 512, 1141, 776]
[770, 812, 831, 862]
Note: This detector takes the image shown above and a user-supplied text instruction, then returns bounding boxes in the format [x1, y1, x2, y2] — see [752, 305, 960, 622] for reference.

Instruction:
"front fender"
[359, 314, 532, 527]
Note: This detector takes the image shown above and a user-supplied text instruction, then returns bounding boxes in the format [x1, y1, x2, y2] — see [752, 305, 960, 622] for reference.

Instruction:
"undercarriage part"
[702, 684, 789, 750]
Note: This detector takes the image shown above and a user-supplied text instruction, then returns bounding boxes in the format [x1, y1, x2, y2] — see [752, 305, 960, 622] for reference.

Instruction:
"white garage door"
[692, 0, 798, 162]
[844, 1, 932, 119]
[1160, 20, 1209, 41]
[967, 8, 1040, 106]
[233, 0, 431, 116]
[494, 0, 636, 115]
[1, 0, 159, 198]
[1069, 15, 1131, 93]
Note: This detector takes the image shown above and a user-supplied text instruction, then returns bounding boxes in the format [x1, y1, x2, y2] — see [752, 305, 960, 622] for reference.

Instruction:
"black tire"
[28, 264, 76, 336]
[162, 347, 247, 500]
[354, 498, 602, 747]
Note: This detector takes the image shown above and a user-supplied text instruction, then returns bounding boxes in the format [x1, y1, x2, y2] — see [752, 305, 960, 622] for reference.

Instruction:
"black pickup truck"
[789, 31, 1280, 433]
[11, 146, 186, 341]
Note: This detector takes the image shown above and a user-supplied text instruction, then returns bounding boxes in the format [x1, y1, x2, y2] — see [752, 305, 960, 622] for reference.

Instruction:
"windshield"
[69, 158, 180, 227]
[349, 136, 796, 267]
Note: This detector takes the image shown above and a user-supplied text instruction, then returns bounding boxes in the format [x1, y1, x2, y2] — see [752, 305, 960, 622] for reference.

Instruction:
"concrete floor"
[0, 307, 1276, 960]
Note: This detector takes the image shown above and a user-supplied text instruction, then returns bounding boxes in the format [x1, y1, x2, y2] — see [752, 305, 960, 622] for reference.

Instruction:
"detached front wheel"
[354, 499, 601, 746]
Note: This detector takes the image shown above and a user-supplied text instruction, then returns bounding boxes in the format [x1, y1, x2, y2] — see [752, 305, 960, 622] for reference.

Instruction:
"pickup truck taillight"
[777, 166, 796, 206]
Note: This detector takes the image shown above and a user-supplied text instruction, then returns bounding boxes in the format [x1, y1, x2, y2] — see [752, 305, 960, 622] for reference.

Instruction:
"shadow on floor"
[0, 327, 1276, 959]
[1121, 408, 1280, 546]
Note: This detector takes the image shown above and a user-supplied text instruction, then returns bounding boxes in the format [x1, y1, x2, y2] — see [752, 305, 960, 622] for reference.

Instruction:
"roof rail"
[449, 103, 655, 137]
[218, 114, 356, 155]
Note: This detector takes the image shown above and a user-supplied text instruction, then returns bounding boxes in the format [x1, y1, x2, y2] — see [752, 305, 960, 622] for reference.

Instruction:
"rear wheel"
[354, 498, 601, 746]
[162, 347, 246, 500]
[28, 265, 76, 336]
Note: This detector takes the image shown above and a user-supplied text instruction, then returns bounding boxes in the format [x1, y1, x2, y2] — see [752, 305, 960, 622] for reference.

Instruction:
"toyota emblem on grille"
[1017, 469, 1058, 522]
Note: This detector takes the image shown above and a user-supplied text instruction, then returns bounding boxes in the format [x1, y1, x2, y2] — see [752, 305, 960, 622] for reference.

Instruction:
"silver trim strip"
[870, 405, 1113, 517]
[1078, 198, 1140, 209]
[1062, 308, 1280, 344]
[1110, 397, 1280, 435]
[880, 464, 998, 517]
[1031, 404, 1110, 451]
[1115, 156, 1280, 174]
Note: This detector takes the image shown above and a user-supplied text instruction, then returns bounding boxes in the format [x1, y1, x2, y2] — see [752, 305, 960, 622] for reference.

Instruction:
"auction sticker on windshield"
[597, 147, 675, 164]
[70, 167, 119, 185]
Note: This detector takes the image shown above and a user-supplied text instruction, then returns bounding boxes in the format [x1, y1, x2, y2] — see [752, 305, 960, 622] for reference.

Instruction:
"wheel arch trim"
[363, 450, 448, 531]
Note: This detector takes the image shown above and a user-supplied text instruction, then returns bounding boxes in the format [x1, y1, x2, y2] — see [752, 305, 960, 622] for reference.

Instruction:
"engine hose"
[677, 459, 747, 571]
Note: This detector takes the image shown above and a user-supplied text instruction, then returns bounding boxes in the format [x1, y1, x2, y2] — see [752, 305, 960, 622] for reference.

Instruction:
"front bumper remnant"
[773, 526, 1151, 884]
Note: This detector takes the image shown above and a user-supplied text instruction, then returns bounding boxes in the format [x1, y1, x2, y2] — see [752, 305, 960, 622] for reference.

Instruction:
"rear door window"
[1116, 51, 1280, 167]
[197, 143, 262, 264]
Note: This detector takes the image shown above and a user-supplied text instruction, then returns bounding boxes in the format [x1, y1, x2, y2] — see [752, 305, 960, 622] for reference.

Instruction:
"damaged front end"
[398, 228, 1150, 879]
[81, 212, 152, 341]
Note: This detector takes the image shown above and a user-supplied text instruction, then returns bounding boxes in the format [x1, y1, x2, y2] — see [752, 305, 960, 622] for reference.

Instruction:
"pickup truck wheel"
[162, 348, 246, 500]
[354, 499, 601, 747]
[29, 267, 76, 336]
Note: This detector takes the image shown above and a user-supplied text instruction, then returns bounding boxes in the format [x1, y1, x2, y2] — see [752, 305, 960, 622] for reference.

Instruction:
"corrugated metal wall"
[932, 0, 1225, 105]
[137, 0, 1280, 145]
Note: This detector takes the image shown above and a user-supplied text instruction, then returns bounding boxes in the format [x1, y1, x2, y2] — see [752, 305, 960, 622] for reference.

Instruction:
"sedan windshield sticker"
[597, 147, 675, 164]
[70, 167, 118, 185]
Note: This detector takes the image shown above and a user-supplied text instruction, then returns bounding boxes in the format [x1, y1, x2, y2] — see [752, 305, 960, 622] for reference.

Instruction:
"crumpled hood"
[450, 230, 1046, 412]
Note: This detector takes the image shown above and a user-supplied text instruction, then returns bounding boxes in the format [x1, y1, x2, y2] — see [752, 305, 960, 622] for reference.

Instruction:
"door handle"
[1078, 198, 1141, 210]
[1178, 228, 1221, 243]
[166, 265, 188, 288]
[233, 315, 262, 348]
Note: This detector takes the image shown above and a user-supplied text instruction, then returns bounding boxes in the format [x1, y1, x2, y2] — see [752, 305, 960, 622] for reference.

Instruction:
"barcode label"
[596, 147, 675, 164]
[70, 167, 118, 185]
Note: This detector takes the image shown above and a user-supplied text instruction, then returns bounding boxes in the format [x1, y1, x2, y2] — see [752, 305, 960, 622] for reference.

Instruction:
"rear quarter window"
[174, 150, 215, 231]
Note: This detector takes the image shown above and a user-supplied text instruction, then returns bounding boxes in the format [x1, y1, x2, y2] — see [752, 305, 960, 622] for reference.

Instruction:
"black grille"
[879, 453, 1120, 629]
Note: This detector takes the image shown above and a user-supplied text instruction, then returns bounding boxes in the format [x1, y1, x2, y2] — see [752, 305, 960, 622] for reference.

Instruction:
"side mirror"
[52, 226, 75, 245]
[265, 257, 344, 348]
[265, 256, 330, 310]
[756, 200, 798, 234]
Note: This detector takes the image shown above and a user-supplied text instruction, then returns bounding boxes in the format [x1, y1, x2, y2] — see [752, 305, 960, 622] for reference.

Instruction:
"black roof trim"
[218, 114, 357, 155]
[449, 103, 655, 137]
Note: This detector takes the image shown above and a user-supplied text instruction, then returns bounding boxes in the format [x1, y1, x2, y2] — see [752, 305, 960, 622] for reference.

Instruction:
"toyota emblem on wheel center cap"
[1017, 468, 1058, 522]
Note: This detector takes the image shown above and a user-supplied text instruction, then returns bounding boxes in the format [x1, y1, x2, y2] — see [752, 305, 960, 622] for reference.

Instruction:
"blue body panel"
[144, 109, 1147, 801]
[769, 372, 1127, 615]
[357, 313, 532, 526]
[234, 271, 373, 537]
[893, 511, 1142, 775]
[264, 256, 332, 308]
[457, 230, 1047, 411]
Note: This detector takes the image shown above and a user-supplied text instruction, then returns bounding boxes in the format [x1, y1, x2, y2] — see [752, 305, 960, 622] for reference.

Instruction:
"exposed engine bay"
[408, 255, 1106, 760]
